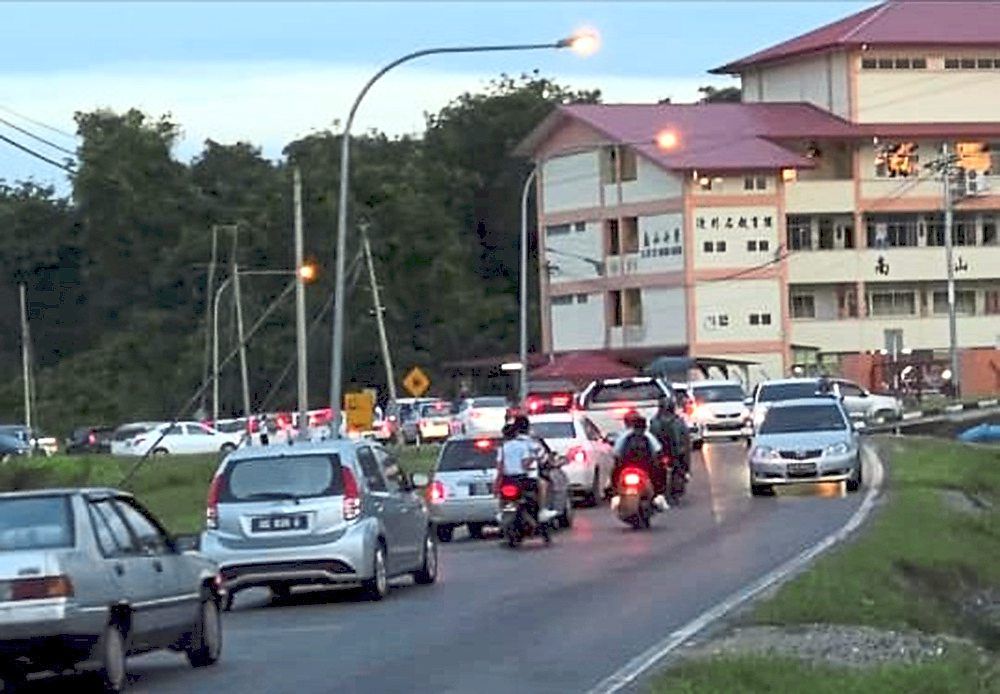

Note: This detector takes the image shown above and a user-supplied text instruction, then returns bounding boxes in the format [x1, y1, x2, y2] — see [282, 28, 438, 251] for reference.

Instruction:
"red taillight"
[621, 467, 645, 488]
[341, 466, 361, 521]
[88, 433, 97, 445]
[551, 394, 571, 408]
[526, 398, 542, 413]
[474, 439, 494, 450]
[205, 476, 222, 529]
[500, 483, 520, 500]
[571, 448, 587, 465]
[9, 575, 74, 601]
[613, 406, 635, 417]
[428, 481, 446, 504]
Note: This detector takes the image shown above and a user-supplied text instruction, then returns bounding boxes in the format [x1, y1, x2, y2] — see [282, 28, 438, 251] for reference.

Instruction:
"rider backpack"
[621, 431, 653, 465]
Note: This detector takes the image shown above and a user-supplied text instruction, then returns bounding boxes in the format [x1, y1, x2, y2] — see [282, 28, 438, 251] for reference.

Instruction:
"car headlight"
[825, 442, 850, 456]
[751, 445, 778, 461]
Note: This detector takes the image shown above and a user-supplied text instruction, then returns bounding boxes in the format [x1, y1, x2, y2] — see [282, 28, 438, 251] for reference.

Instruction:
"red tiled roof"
[530, 351, 637, 382]
[714, 1, 1000, 73]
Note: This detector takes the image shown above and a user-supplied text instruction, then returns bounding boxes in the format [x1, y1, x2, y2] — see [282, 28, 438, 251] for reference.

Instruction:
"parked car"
[0, 488, 223, 691]
[415, 401, 454, 444]
[529, 411, 614, 505]
[200, 438, 438, 606]
[127, 422, 242, 457]
[521, 380, 578, 415]
[65, 426, 115, 455]
[830, 379, 903, 423]
[748, 378, 831, 432]
[0, 433, 30, 462]
[109, 422, 163, 457]
[687, 380, 753, 441]
[0, 425, 58, 457]
[579, 377, 672, 436]
[395, 398, 439, 444]
[454, 396, 509, 435]
[670, 383, 705, 450]
[748, 398, 862, 496]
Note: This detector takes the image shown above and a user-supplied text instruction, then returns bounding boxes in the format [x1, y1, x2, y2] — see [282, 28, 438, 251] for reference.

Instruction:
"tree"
[698, 85, 741, 103]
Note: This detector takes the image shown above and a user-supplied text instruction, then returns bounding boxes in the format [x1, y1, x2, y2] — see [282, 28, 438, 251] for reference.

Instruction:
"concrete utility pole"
[293, 167, 309, 436]
[199, 226, 220, 419]
[361, 223, 398, 427]
[941, 143, 961, 397]
[19, 283, 31, 431]
[230, 227, 252, 417]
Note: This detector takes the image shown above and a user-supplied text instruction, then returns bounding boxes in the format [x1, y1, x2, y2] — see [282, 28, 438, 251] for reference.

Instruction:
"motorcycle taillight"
[499, 483, 520, 501]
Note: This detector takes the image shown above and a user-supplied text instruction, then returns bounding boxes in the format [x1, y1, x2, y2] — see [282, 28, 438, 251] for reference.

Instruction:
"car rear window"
[759, 405, 847, 434]
[588, 382, 665, 404]
[469, 397, 507, 408]
[0, 496, 74, 551]
[692, 384, 746, 403]
[420, 402, 452, 416]
[530, 422, 576, 439]
[438, 439, 500, 471]
[221, 455, 343, 502]
[757, 382, 820, 403]
[113, 425, 151, 441]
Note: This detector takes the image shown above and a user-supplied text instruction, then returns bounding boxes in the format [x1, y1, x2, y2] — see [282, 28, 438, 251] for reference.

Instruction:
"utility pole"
[19, 283, 31, 431]
[293, 167, 309, 436]
[230, 228, 252, 417]
[360, 223, 398, 433]
[942, 143, 961, 398]
[200, 226, 220, 419]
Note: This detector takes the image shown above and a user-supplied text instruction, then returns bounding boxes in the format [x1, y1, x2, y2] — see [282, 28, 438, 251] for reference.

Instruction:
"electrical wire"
[0, 116, 76, 156]
[0, 132, 75, 175]
[0, 104, 76, 141]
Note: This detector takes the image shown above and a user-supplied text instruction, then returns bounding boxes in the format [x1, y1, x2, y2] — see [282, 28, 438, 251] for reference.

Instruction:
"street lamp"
[517, 132, 680, 403]
[329, 31, 599, 435]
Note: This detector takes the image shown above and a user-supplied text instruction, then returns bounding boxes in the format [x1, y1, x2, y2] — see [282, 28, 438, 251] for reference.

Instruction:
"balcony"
[785, 180, 854, 214]
[860, 178, 942, 205]
[788, 245, 1000, 283]
[609, 324, 648, 348]
[791, 314, 1000, 354]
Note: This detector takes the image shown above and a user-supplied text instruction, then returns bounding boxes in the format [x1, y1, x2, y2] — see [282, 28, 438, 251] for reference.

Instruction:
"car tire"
[412, 532, 438, 585]
[152, 447, 169, 456]
[467, 523, 486, 539]
[846, 459, 863, 493]
[95, 622, 128, 693]
[361, 543, 389, 601]
[750, 483, 773, 497]
[186, 598, 223, 668]
[435, 525, 454, 543]
[220, 443, 236, 454]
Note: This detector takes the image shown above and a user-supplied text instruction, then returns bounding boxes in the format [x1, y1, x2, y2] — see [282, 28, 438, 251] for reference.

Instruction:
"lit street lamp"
[329, 30, 599, 435]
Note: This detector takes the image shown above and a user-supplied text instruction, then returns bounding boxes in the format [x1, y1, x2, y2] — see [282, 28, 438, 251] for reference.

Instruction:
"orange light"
[656, 130, 679, 151]
[568, 29, 600, 57]
[782, 168, 798, 182]
[298, 263, 317, 282]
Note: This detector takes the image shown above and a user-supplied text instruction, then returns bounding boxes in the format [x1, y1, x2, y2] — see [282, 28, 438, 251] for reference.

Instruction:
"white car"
[670, 383, 705, 450]
[127, 422, 242, 456]
[829, 379, 903, 423]
[109, 421, 164, 456]
[529, 412, 615, 505]
[749, 378, 835, 433]
[454, 396, 509, 435]
[579, 377, 672, 438]
[688, 380, 753, 441]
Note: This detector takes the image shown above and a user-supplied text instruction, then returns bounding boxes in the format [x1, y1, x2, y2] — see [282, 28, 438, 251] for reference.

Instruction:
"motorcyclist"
[497, 415, 558, 523]
[611, 412, 669, 511]
[650, 394, 691, 480]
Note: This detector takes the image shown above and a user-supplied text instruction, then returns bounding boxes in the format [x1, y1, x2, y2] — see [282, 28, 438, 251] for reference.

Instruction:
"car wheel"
[220, 443, 236, 454]
[186, 597, 223, 668]
[435, 525, 454, 543]
[96, 622, 128, 692]
[467, 523, 486, 539]
[750, 483, 774, 497]
[361, 543, 389, 601]
[560, 496, 574, 529]
[413, 532, 438, 585]
[152, 447, 169, 456]
[846, 459, 863, 493]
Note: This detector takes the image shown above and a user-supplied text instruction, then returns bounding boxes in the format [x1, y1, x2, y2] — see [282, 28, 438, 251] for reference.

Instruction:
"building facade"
[519, 0, 1000, 393]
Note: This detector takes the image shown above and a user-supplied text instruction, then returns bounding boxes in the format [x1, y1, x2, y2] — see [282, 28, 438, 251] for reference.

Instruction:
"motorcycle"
[613, 465, 657, 529]
[667, 454, 688, 504]
[497, 470, 554, 548]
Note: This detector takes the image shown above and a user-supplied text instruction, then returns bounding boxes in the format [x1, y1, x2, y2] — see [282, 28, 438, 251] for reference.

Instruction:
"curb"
[585, 446, 886, 694]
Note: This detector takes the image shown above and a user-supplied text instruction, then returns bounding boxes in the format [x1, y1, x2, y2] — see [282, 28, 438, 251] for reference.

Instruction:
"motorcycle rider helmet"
[658, 393, 676, 412]
[511, 414, 531, 436]
[624, 411, 647, 430]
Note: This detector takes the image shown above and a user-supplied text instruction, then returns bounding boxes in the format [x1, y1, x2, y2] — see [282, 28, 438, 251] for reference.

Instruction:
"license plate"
[251, 514, 308, 532]
[469, 483, 492, 496]
[787, 463, 817, 476]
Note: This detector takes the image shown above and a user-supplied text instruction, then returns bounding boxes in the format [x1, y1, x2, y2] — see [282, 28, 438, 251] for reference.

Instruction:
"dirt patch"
[681, 624, 975, 669]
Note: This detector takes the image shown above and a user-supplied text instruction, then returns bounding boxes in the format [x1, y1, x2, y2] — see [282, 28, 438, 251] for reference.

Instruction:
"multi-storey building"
[518, 0, 1000, 393]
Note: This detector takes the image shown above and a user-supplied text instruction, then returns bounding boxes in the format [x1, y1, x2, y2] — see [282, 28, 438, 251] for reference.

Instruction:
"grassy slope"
[652, 438, 1000, 693]
[0, 446, 441, 535]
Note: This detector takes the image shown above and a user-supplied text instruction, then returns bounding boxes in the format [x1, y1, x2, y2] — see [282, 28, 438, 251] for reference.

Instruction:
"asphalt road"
[29, 441, 871, 694]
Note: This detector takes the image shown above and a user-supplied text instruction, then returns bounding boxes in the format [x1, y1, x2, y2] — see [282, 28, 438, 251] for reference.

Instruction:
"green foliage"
[698, 85, 741, 103]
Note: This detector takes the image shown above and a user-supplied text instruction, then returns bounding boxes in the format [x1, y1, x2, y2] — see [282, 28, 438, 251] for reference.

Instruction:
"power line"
[0, 116, 76, 156]
[0, 104, 76, 141]
[0, 132, 76, 175]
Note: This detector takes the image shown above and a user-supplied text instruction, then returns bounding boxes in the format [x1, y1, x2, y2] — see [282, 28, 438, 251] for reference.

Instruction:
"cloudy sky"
[0, 1, 870, 189]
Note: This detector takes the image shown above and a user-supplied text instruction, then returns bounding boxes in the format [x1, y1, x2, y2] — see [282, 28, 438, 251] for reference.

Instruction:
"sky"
[0, 1, 872, 190]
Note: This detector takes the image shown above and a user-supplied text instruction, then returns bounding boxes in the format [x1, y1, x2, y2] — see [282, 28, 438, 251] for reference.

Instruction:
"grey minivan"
[200, 439, 437, 607]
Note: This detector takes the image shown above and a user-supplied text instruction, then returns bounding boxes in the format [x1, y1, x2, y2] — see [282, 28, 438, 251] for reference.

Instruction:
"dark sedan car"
[0, 434, 29, 461]
[64, 426, 115, 455]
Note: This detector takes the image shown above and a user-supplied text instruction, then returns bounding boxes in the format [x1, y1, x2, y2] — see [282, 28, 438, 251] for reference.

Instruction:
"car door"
[835, 381, 868, 420]
[182, 423, 218, 454]
[582, 418, 613, 486]
[356, 446, 406, 573]
[87, 498, 168, 648]
[376, 447, 425, 568]
[83, 497, 142, 627]
[115, 497, 200, 638]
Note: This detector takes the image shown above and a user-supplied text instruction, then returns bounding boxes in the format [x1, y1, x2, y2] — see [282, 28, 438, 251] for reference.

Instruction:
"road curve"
[28, 441, 872, 694]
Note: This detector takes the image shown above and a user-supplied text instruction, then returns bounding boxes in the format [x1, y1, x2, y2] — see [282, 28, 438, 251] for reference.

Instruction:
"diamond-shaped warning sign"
[402, 367, 430, 398]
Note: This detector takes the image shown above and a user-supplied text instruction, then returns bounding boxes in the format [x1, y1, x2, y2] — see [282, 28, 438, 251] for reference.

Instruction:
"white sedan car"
[127, 422, 243, 456]
[454, 396, 509, 435]
[529, 412, 615, 505]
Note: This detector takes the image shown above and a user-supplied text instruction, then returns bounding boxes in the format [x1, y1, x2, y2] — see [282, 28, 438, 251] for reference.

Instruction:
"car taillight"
[205, 476, 222, 529]
[621, 467, 645, 488]
[474, 439, 494, 450]
[613, 407, 635, 417]
[342, 466, 361, 521]
[551, 394, 571, 408]
[428, 481, 446, 504]
[500, 483, 520, 501]
[526, 398, 542, 413]
[568, 447, 587, 465]
[8, 575, 74, 601]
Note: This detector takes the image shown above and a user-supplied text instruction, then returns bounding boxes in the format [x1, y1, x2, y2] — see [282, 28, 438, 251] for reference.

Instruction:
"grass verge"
[0, 445, 442, 534]
[652, 437, 1000, 692]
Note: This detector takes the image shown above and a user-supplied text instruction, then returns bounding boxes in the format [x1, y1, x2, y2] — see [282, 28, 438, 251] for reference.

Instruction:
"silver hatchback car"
[200, 439, 438, 607]
[0, 488, 223, 692]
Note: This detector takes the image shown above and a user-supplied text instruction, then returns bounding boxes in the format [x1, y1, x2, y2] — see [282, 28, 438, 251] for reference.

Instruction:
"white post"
[361, 225, 399, 428]
[942, 143, 961, 397]
[19, 283, 31, 431]
[294, 168, 309, 436]
[233, 264, 252, 417]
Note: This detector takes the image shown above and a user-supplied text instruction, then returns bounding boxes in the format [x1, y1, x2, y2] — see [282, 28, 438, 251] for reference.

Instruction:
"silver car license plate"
[251, 514, 308, 532]
[469, 483, 492, 497]
[787, 462, 817, 476]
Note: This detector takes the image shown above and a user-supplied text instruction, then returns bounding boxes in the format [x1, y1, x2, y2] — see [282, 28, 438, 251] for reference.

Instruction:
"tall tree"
[698, 85, 742, 103]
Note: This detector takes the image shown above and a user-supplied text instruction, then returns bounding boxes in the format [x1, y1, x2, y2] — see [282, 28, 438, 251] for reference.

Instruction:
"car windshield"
[692, 385, 746, 403]
[214, 420, 245, 434]
[588, 382, 664, 404]
[438, 439, 500, 471]
[531, 422, 576, 439]
[759, 405, 847, 434]
[469, 397, 507, 409]
[0, 496, 74, 551]
[421, 403, 451, 416]
[757, 382, 820, 403]
[222, 454, 343, 501]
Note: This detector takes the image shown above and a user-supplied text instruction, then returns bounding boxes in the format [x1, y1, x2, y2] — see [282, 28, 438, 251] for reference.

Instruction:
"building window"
[749, 313, 759, 325]
[602, 147, 638, 184]
[759, 239, 770, 252]
[621, 217, 639, 254]
[985, 290, 1000, 315]
[574, 221, 587, 232]
[877, 58, 894, 69]
[933, 290, 976, 315]
[861, 58, 876, 69]
[818, 218, 836, 250]
[610, 289, 642, 326]
[749, 312, 772, 326]
[575, 294, 588, 304]
[609, 290, 622, 326]
[944, 58, 960, 69]
[924, 215, 945, 247]
[867, 216, 919, 248]
[961, 58, 976, 69]
[870, 290, 916, 316]
[984, 218, 998, 245]
[743, 175, 767, 191]
[551, 295, 573, 306]
[546, 223, 571, 237]
[791, 294, 816, 319]
[747, 240, 758, 252]
[606, 219, 621, 256]
[954, 216, 976, 246]
[716, 240, 727, 253]
[703, 241, 713, 253]
[788, 216, 812, 251]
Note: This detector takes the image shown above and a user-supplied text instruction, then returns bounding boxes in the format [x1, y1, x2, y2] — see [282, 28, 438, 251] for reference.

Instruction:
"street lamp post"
[329, 33, 597, 435]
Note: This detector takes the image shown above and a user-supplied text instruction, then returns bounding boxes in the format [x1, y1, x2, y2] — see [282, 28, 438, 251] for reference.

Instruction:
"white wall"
[621, 157, 683, 204]
[692, 206, 780, 270]
[747, 53, 848, 117]
[642, 287, 687, 346]
[551, 292, 605, 351]
[695, 279, 783, 343]
[546, 221, 604, 284]
[542, 152, 601, 213]
[636, 213, 684, 273]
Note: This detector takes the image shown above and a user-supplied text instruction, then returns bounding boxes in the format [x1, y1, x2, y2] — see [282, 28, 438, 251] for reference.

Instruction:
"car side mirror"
[411, 472, 429, 488]
[743, 397, 753, 407]
[173, 533, 200, 553]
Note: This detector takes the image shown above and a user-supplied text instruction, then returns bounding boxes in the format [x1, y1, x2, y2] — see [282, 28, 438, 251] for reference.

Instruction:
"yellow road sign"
[344, 391, 375, 432]
[403, 367, 430, 398]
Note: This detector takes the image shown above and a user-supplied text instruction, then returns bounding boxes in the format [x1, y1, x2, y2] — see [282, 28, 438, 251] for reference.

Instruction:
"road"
[28, 441, 872, 694]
